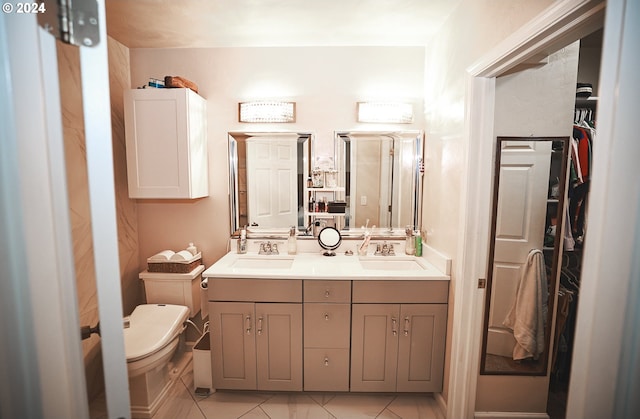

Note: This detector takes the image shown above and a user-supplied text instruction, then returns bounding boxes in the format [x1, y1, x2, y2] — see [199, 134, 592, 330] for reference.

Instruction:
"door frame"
[0, 2, 130, 418]
[448, 0, 607, 417]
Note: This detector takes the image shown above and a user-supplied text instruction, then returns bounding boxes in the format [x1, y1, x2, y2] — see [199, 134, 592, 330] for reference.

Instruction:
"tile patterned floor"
[91, 354, 445, 419]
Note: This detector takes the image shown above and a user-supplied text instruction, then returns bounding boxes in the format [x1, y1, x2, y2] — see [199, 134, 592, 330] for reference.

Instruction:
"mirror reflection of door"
[351, 138, 393, 228]
[246, 138, 298, 228]
[481, 136, 569, 375]
[487, 140, 551, 358]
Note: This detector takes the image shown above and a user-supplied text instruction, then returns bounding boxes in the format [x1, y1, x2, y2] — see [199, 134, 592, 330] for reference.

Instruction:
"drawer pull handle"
[324, 313, 330, 321]
[245, 315, 251, 335]
[404, 316, 410, 336]
[392, 317, 398, 336]
[324, 357, 329, 367]
[324, 290, 330, 298]
[257, 316, 263, 336]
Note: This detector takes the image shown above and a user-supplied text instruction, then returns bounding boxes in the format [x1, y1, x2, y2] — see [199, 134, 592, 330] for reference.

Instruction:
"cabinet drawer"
[304, 303, 350, 348]
[352, 280, 448, 303]
[303, 348, 350, 392]
[209, 278, 302, 302]
[304, 280, 351, 303]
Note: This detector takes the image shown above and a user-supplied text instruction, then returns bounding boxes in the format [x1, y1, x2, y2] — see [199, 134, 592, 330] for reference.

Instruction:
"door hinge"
[478, 278, 486, 289]
[38, 0, 100, 47]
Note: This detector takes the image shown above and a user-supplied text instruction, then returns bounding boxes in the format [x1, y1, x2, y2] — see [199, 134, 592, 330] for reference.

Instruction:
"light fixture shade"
[239, 101, 296, 123]
[357, 102, 413, 123]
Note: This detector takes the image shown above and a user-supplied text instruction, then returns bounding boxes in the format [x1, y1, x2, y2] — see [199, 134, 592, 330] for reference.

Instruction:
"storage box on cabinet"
[124, 88, 208, 199]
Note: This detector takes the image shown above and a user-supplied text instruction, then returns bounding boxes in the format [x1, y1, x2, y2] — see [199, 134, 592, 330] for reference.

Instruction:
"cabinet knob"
[324, 290, 330, 298]
[392, 317, 398, 336]
[404, 316, 410, 336]
[245, 315, 251, 335]
[324, 357, 329, 367]
[324, 313, 330, 321]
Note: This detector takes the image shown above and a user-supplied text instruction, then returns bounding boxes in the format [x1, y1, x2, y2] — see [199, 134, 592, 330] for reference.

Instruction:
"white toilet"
[124, 265, 204, 418]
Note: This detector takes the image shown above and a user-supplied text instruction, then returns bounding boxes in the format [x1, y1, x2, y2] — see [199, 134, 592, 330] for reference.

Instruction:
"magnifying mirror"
[318, 227, 342, 256]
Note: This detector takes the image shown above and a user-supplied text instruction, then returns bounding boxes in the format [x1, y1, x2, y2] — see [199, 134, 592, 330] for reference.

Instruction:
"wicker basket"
[147, 258, 201, 273]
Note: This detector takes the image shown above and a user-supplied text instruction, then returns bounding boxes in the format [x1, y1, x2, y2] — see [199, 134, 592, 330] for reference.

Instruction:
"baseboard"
[434, 392, 447, 417]
[475, 412, 549, 419]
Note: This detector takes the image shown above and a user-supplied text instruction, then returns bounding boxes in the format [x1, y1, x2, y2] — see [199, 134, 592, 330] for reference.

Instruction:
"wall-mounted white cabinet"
[124, 88, 208, 199]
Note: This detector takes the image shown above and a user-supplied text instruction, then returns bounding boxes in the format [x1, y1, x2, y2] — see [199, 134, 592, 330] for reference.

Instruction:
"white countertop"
[202, 248, 450, 281]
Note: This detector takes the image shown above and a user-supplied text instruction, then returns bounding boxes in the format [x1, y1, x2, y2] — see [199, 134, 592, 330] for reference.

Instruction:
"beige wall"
[128, 46, 426, 268]
[57, 41, 102, 400]
[422, 0, 555, 405]
[57, 36, 140, 401]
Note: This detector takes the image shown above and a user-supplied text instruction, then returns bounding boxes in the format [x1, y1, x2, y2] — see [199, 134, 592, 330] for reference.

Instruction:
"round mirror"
[318, 227, 341, 256]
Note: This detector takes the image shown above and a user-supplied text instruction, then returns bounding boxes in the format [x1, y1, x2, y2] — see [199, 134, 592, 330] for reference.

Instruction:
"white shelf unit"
[306, 186, 346, 229]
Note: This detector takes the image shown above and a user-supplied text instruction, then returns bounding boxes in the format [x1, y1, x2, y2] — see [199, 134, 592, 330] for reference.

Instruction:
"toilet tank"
[139, 265, 204, 317]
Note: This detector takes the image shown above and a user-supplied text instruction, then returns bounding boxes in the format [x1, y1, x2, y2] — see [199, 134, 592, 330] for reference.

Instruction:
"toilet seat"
[124, 304, 189, 362]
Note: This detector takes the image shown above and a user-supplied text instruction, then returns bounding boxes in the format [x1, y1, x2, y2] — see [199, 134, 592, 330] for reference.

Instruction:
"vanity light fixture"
[239, 100, 296, 123]
[357, 101, 413, 124]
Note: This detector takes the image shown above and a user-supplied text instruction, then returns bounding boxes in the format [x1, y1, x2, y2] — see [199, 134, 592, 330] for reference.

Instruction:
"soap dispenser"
[237, 227, 247, 254]
[288, 226, 297, 255]
[186, 242, 198, 256]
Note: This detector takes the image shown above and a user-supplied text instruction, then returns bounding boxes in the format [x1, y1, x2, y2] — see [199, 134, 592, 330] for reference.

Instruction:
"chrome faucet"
[258, 241, 279, 255]
[374, 241, 395, 256]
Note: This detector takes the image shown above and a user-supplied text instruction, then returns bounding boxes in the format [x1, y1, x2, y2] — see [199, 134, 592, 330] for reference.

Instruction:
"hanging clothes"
[503, 249, 549, 361]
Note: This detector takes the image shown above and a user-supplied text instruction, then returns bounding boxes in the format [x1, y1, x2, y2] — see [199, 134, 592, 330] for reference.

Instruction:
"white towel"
[503, 249, 548, 360]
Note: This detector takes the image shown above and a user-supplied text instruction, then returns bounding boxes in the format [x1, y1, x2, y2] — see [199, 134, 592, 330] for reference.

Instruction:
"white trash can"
[193, 332, 214, 394]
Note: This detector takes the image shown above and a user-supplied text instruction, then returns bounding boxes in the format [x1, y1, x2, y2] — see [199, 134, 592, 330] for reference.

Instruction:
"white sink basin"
[359, 259, 426, 271]
[231, 257, 294, 270]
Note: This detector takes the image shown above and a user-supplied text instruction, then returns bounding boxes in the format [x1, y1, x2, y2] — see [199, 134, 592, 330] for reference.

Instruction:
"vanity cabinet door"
[255, 303, 303, 391]
[396, 304, 447, 392]
[350, 304, 399, 392]
[210, 302, 256, 390]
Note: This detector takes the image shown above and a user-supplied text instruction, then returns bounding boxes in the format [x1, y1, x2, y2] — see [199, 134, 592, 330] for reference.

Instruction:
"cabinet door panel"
[304, 348, 350, 391]
[210, 302, 256, 390]
[396, 304, 447, 392]
[256, 303, 302, 391]
[350, 304, 398, 392]
[304, 303, 350, 348]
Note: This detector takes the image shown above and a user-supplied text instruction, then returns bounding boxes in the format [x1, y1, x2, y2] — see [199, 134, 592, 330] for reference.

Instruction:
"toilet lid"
[124, 304, 189, 362]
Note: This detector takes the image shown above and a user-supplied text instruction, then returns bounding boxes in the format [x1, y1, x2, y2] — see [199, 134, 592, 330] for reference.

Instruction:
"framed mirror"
[480, 136, 569, 375]
[335, 131, 424, 235]
[228, 131, 311, 235]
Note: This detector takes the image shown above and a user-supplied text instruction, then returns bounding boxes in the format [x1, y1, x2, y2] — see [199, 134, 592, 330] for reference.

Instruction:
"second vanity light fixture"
[239, 100, 296, 123]
[357, 101, 413, 124]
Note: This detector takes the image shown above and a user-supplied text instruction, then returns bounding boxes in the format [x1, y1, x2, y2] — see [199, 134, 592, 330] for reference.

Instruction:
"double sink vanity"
[202, 237, 451, 394]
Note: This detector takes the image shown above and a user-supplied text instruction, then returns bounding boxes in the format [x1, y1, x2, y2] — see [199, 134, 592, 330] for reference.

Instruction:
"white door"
[486, 140, 551, 357]
[0, 3, 129, 418]
[246, 138, 298, 228]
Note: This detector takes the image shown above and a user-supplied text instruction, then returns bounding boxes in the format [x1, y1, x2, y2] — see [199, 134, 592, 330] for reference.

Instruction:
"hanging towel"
[503, 249, 548, 360]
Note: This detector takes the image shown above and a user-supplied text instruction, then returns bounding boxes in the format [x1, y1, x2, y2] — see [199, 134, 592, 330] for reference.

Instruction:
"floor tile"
[385, 395, 443, 419]
[308, 393, 337, 406]
[239, 406, 271, 419]
[376, 409, 402, 419]
[196, 391, 272, 419]
[260, 394, 336, 419]
[323, 394, 394, 419]
[152, 379, 205, 419]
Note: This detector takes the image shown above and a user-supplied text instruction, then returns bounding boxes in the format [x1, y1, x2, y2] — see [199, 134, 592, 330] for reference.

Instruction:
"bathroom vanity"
[203, 239, 450, 393]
